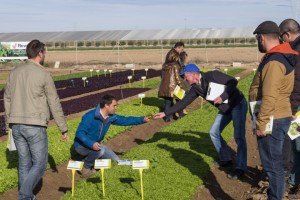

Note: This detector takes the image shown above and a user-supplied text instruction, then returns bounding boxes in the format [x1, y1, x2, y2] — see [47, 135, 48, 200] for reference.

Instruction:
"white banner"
[1, 42, 29, 49]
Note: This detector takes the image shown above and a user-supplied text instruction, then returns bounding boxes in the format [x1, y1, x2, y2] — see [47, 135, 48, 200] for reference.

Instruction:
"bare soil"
[0, 47, 261, 85]
[45, 47, 262, 65]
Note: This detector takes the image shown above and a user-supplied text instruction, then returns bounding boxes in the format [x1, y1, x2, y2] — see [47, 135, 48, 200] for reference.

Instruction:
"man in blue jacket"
[154, 64, 248, 180]
[74, 95, 149, 177]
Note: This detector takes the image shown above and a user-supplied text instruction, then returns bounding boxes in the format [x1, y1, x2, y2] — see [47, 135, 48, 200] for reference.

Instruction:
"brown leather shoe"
[289, 185, 300, 200]
[80, 167, 95, 178]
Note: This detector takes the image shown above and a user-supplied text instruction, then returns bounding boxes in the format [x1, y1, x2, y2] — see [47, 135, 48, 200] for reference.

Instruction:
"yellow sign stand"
[138, 94, 145, 106]
[71, 169, 75, 197]
[100, 168, 106, 197]
[67, 160, 84, 197]
[128, 76, 132, 88]
[82, 77, 87, 87]
[94, 159, 111, 197]
[200, 97, 203, 109]
[132, 160, 149, 200]
[141, 76, 146, 88]
[139, 169, 144, 200]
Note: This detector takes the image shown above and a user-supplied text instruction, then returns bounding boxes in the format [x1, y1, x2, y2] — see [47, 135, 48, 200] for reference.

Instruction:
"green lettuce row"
[0, 68, 245, 194]
[60, 72, 253, 200]
[0, 95, 163, 193]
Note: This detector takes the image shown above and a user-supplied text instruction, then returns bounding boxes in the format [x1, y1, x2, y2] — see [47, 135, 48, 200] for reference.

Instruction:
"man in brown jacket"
[249, 21, 297, 200]
[4, 39, 68, 200]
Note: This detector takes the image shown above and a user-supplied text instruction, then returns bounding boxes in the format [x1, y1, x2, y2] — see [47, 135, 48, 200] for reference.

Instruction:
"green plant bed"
[123, 68, 244, 89]
[52, 71, 104, 81]
[124, 77, 161, 89]
[0, 68, 249, 194]
[61, 103, 225, 200]
[0, 94, 163, 193]
[60, 74, 253, 200]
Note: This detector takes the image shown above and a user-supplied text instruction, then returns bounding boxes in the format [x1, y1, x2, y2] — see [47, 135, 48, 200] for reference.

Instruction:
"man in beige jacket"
[4, 39, 68, 200]
[250, 21, 297, 200]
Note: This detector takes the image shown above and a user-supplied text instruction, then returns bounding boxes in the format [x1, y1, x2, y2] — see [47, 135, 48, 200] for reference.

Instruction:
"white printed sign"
[54, 61, 60, 69]
[118, 160, 132, 166]
[67, 160, 84, 170]
[94, 159, 111, 169]
[125, 63, 135, 68]
[138, 93, 145, 98]
[132, 160, 149, 169]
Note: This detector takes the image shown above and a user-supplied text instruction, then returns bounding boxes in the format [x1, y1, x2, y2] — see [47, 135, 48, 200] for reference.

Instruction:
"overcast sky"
[0, 0, 298, 33]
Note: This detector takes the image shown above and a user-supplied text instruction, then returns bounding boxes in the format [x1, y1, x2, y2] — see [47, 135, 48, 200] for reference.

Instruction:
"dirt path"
[192, 118, 264, 200]
[0, 68, 258, 200]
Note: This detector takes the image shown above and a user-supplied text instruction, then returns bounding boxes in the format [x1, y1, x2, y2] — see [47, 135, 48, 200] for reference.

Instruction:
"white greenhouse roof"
[0, 27, 255, 42]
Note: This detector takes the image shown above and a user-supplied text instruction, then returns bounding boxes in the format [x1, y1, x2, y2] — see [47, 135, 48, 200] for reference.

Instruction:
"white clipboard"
[206, 82, 228, 103]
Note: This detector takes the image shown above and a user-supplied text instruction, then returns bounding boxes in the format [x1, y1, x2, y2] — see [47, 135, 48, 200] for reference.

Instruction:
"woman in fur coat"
[158, 42, 187, 122]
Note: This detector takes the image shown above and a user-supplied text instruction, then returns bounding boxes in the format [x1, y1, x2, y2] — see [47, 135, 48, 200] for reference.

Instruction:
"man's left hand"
[256, 129, 267, 137]
[154, 112, 166, 119]
[144, 117, 150, 122]
[61, 132, 69, 141]
[214, 96, 223, 105]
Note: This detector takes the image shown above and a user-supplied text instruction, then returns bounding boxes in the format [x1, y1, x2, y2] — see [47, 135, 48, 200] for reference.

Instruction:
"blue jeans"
[75, 145, 119, 169]
[257, 117, 291, 200]
[209, 97, 248, 171]
[288, 136, 300, 186]
[12, 124, 48, 200]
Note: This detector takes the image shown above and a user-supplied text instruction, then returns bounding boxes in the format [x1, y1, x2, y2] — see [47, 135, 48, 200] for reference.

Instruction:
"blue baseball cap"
[180, 64, 200, 77]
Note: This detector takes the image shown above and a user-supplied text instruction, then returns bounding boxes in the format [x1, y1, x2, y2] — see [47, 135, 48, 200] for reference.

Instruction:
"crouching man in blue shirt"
[74, 94, 149, 177]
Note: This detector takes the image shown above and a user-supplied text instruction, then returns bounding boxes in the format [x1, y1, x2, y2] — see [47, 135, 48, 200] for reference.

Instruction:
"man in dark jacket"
[154, 63, 248, 180]
[279, 18, 300, 199]
[74, 95, 149, 177]
[250, 21, 297, 200]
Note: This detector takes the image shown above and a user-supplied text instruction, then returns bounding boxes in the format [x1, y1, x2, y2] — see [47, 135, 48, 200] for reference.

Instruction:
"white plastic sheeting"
[0, 27, 255, 42]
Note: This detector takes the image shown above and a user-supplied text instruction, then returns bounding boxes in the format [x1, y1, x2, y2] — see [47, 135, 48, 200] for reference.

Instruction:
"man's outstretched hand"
[61, 132, 69, 141]
[144, 117, 150, 122]
[154, 112, 166, 119]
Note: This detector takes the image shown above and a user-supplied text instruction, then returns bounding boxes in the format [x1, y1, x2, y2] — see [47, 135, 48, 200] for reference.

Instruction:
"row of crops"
[0, 68, 250, 199]
[0, 69, 160, 100]
[61, 71, 253, 200]
[0, 69, 162, 135]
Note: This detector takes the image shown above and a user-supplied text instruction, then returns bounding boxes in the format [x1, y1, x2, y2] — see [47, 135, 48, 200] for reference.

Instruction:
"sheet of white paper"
[206, 82, 228, 103]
